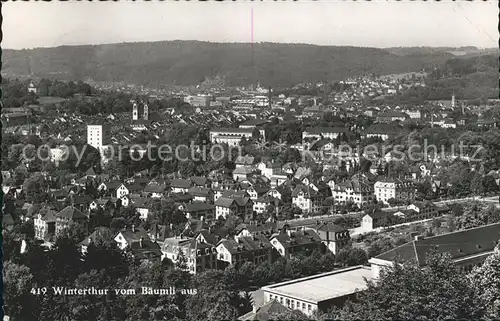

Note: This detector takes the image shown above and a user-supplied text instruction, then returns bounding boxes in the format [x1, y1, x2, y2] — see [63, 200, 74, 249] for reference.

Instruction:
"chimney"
[170, 223, 173, 231]
[139, 237, 144, 248]
[131, 225, 135, 233]
[200, 216, 204, 222]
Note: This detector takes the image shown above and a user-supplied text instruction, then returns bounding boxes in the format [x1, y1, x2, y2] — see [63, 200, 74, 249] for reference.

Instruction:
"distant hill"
[2, 40, 490, 87]
[386, 46, 499, 57]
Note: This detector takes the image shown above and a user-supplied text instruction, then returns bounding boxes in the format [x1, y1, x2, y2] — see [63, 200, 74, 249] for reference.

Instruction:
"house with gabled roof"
[234, 155, 256, 168]
[114, 223, 162, 261]
[246, 185, 270, 200]
[253, 195, 281, 214]
[312, 222, 350, 255]
[215, 196, 253, 221]
[97, 181, 128, 199]
[161, 236, 219, 274]
[291, 185, 323, 214]
[178, 202, 215, 221]
[55, 206, 89, 237]
[270, 229, 323, 258]
[78, 227, 112, 254]
[187, 187, 214, 203]
[143, 181, 167, 198]
[70, 194, 93, 212]
[114, 225, 149, 250]
[236, 222, 278, 238]
[130, 197, 150, 220]
[233, 166, 254, 182]
[89, 198, 111, 211]
[190, 176, 209, 188]
[170, 179, 192, 193]
[216, 234, 275, 268]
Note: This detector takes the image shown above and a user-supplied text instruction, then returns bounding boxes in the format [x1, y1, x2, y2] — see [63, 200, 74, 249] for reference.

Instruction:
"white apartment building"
[374, 179, 415, 205]
[87, 124, 110, 150]
[331, 180, 374, 207]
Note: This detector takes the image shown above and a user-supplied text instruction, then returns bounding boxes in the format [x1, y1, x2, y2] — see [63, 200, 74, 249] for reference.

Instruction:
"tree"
[206, 292, 240, 321]
[469, 246, 500, 319]
[186, 270, 242, 321]
[470, 173, 485, 196]
[3, 261, 37, 320]
[333, 251, 484, 321]
[347, 248, 368, 266]
[269, 308, 310, 320]
[483, 175, 499, 195]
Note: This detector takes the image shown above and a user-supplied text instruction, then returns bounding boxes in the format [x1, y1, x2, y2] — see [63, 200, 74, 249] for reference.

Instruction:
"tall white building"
[87, 125, 110, 150]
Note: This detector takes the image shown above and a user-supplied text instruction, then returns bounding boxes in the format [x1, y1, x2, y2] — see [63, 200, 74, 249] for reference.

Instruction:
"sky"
[3, 1, 498, 50]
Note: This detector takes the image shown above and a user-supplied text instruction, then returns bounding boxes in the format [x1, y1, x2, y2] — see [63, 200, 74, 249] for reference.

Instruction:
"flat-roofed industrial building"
[261, 265, 372, 316]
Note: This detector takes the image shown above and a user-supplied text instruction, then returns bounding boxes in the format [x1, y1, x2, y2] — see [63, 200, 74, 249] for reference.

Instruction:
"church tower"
[143, 103, 149, 120]
[132, 102, 138, 120]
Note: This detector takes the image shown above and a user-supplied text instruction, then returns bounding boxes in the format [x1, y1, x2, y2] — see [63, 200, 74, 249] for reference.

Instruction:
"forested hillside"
[3, 41, 461, 87]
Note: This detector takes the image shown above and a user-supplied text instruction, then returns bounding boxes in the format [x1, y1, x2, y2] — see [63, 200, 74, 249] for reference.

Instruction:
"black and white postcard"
[1, 1, 499, 321]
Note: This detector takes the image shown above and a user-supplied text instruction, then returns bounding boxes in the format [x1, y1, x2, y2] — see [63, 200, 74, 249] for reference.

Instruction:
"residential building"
[114, 226, 150, 250]
[331, 179, 374, 207]
[253, 195, 280, 214]
[291, 185, 323, 214]
[55, 206, 89, 237]
[312, 222, 351, 255]
[246, 185, 270, 200]
[235, 155, 256, 168]
[187, 187, 214, 203]
[236, 222, 277, 238]
[374, 178, 415, 205]
[161, 236, 218, 274]
[114, 226, 161, 261]
[170, 179, 192, 193]
[233, 166, 254, 182]
[79, 227, 113, 255]
[215, 196, 254, 221]
[216, 234, 274, 268]
[143, 181, 167, 198]
[178, 202, 215, 221]
[256, 161, 284, 179]
[270, 229, 323, 258]
[34, 207, 57, 241]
